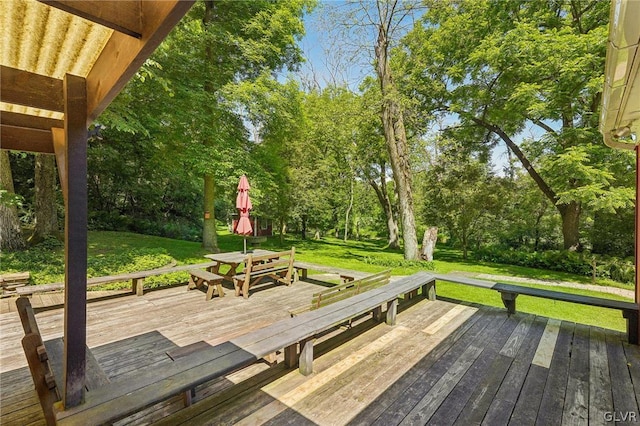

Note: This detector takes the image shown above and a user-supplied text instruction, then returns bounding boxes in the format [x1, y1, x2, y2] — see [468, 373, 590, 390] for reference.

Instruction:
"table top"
[204, 249, 275, 264]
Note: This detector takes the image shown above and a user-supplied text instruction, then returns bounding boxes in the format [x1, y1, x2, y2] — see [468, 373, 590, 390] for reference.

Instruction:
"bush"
[362, 255, 435, 271]
[473, 246, 635, 284]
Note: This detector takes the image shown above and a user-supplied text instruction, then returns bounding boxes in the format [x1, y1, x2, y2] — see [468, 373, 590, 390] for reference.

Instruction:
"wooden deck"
[1, 279, 639, 425]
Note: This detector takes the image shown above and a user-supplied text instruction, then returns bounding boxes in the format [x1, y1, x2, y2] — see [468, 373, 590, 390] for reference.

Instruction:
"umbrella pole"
[244, 237, 247, 254]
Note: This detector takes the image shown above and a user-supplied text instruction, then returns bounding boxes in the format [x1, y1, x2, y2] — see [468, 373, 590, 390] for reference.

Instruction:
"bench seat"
[54, 271, 438, 425]
[234, 249, 296, 298]
[188, 269, 225, 300]
[432, 273, 639, 343]
[16, 261, 217, 297]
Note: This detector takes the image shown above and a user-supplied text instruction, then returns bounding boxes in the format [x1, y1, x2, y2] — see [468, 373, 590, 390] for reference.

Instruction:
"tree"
[0, 151, 25, 250]
[30, 154, 60, 243]
[322, 0, 423, 258]
[401, 0, 632, 250]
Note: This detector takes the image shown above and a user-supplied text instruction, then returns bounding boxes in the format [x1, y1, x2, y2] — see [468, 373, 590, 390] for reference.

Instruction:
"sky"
[292, 2, 518, 175]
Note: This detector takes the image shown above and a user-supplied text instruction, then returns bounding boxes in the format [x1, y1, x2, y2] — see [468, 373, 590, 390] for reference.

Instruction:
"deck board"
[2, 278, 639, 426]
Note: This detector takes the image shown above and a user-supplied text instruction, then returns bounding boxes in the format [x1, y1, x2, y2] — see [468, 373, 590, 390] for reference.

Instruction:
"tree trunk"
[30, 154, 60, 244]
[374, 22, 418, 260]
[368, 164, 399, 249]
[0, 151, 25, 250]
[470, 115, 582, 251]
[558, 201, 581, 251]
[202, 173, 219, 251]
[344, 176, 353, 242]
[420, 227, 438, 261]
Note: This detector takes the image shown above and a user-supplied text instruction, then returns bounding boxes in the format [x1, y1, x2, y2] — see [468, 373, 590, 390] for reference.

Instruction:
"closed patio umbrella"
[234, 175, 253, 253]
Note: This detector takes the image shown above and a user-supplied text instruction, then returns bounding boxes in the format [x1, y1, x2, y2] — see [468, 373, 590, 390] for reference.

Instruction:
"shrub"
[362, 255, 435, 271]
[473, 246, 635, 284]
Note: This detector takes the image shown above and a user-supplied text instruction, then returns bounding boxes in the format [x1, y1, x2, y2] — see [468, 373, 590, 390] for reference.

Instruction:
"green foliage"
[473, 246, 635, 284]
[362, 255, 435, 270]
[0, 237, 173, 287]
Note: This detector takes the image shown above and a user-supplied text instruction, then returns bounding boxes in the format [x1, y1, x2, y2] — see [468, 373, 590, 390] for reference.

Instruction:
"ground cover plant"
[1, 229, 631, 332]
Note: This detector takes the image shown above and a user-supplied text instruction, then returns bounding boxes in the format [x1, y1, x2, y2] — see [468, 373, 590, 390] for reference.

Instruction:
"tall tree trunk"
[0, 151, 25, 250]
[202, 174, 219, 251]
[201, 1, 219, 252]
[558, 202, 581, 251]
[30, 154, 60, 243]
[369, 173, 399, 249]
[344, 175, 353, 242]
[374, 21, 418, 260]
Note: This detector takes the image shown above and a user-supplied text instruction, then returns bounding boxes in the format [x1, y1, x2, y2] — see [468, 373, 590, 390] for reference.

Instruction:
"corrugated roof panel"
[1, 0, 113, 119]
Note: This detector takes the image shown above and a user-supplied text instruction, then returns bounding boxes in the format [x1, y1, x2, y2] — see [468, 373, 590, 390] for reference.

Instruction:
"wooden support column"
[386, 299, 398, 325]
[635, 145, 640, 344]
[299, 338, 314, 376]
[60, 73, 88, 408]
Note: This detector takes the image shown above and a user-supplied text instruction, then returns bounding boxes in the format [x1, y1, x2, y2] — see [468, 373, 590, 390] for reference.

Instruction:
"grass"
[1, 229, 633, 331]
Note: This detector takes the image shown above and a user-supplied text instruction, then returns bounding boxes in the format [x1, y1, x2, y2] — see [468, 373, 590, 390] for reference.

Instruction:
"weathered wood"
[561, 324, 590, 425]
[0, 110, 63, 131]
[1, 125, 54, 154]
[535, 321, 575, 426]
[0, 66, 63, 112]
[42, 1, 143, 38]
[605, 329, 639, 424]
[16, 261, 216, 296]
[44, 337, 110, 392]
[284, 344, 297, 368]
[16, 297, 40, 335]
[509, 364, 549, 426]
[22, 333, 59, 426]
[299, 339, 314, 376]
[386, 299, 397, 326]
[588, 327, 613, 426]
[234, 248, 295, 298]
[188, 269, 224, 301]
[61, 73, 88, 409]
[482, 316, 547, 425]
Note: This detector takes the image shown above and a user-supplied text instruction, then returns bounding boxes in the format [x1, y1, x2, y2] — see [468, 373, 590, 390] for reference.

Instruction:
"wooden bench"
[1, 271, 30, 293]
[16, 297, 110, 426]
[51, 271, 437, 425]
[16, 261, 217, 297]
[293, 261, 368, 283]
[432, 273, 640, 343]
[233, 248, 296, 299]
[187, 269, 225, 300]
[289, 269, 391, 316]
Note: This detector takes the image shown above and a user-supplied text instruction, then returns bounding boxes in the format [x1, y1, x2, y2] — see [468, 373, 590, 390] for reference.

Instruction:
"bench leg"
[500, 292, 518, 316]
[299, 339, 314, 376]
[423, 281, 436, 301]
[132, 278, 145, 296]
[188, 275, 199, 291]
[242, 278, 250, 299]
[182, 389, 192, 407]
[624, 310, 639, 344]
[373, 305, 383, 322]
[284, 344, 298, 368]
[300, 269, 308, 280]
[386, 299, 398, 326]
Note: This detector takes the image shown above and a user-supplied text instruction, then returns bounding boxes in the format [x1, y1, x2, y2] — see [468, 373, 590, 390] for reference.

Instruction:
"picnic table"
[204, 249, 275, 283]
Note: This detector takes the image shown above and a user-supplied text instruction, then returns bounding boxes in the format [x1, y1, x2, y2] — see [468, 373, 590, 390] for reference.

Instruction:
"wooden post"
[386, 299, 398, 325]
[299, 338, 314, 376]
[423, 281, 436, 301]
[500, 292, 518, 316]
[635, 145, 640, 344]
[61, 73, 88, 408]
[284, 344, 298, 368]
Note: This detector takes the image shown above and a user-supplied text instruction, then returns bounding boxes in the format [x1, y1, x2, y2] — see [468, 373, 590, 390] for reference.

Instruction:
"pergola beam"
[86, 0, 194, 122]
[0, 66, 64, 112]
[0, 125, 54, 153]
[1, 111, 64, 131]
[40, 1, 143, 38]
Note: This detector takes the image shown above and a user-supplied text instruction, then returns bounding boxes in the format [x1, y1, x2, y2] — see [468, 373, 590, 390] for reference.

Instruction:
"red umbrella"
[234, 175, 253, 252]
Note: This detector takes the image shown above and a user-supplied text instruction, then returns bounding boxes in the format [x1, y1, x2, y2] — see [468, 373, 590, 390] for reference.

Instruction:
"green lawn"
[1, 229, 633, 332]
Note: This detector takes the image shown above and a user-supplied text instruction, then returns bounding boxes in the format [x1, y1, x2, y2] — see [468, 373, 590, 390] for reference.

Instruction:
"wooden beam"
[61, 73, 88, 409]
[51, 128, 67, 204]
[86, 0, 194, 122]
[1, 111, 64, 131]
[0, 66, 64, 112]
[636, 146, 640, 344]
[40, 1, 143, 38]
[0, 125, 54, 153]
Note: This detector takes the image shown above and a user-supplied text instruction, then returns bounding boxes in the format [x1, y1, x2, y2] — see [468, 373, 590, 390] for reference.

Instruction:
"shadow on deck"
[1, 281, 639, 425]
